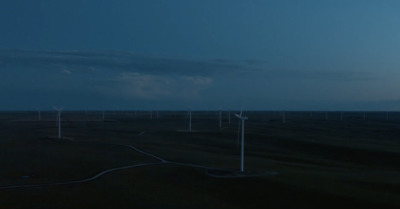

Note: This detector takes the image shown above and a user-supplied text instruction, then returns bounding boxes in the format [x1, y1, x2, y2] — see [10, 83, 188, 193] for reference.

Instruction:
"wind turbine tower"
[219, 110, 222, 129]
[53, 106, 63, 139]
[235, 110, 248, 172]
[188, 109, 192, 132]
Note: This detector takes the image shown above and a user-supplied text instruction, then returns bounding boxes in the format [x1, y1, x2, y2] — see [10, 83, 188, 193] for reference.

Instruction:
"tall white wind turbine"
[237, 108, 243, 147]
[52, 106, 63, 139]
[235, 109, 248, 172]
[187, 109, 192, 132]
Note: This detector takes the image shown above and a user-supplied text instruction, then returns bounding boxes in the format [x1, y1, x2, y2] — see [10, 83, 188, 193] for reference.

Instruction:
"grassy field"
[0, 111, 399, 208]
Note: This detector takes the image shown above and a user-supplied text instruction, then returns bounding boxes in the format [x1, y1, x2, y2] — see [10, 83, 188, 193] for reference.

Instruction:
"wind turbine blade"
[234, 114, 247, 120]
[240, 107, 243, 117]
[52, 105, 59, 111]
[52, 105, 63, 112]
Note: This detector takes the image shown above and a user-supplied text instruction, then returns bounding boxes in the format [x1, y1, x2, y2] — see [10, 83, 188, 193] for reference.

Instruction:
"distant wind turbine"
[219, 110, 222, 129]
[187, 109, 192, 132]
[37, 109, 41, 121]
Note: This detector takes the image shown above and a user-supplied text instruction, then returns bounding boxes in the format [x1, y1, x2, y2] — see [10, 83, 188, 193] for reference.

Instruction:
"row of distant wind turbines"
[37, 108, 390, 125]
[283, 111, 390, 123]
[41, 108, 392, 138]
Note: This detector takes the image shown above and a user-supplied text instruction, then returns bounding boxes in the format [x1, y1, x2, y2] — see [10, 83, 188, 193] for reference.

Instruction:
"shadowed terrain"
[0, 111, 399, 208]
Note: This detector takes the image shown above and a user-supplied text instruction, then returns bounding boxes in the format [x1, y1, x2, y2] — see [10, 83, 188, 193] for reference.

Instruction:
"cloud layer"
[0, 49, 398, 110]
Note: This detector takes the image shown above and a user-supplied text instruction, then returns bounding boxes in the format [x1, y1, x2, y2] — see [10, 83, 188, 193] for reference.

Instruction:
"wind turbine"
[187, 109, 192, 132]
[37, 109, 41, 121]
[235, 108, 248, 172]
[236, 108, 244, 147]
[218, 110, 222, 129]
[52, 106, 63, 139]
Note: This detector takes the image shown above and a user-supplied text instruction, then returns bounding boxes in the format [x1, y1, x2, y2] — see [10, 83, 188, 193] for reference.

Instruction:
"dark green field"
[0, 111, 399, 209]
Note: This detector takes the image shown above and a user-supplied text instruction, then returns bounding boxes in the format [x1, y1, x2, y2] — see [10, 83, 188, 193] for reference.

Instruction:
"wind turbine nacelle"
[234, 113, 248, 120]
[52, 105, 64, 112]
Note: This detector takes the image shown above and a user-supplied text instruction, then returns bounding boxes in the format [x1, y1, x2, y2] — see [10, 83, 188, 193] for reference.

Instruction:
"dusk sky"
[1, 0, 400, 110]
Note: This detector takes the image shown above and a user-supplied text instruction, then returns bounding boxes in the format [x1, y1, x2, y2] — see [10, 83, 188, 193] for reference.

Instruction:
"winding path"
[0, 162, 163, 190]
[0, 141, 219, 190]
[0, 139, 276, 190]
[0, 142, 169, 189]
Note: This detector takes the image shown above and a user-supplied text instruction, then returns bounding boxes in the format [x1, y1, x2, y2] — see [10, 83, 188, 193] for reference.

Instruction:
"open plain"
[0, 110, 399, 209]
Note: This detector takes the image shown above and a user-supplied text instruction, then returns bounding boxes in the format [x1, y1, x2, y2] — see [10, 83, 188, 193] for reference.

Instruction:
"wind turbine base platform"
[206, 169, 279, 178]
